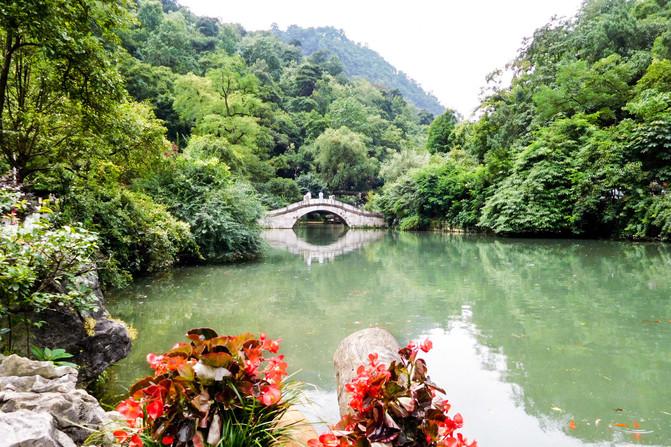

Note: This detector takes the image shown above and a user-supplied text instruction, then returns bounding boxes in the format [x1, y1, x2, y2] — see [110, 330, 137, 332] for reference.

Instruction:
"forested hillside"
[376, 0, 671, 240]
[0, 0, 430, 287]
[120, 0, 431, 198]
[273, 25, 446, 116]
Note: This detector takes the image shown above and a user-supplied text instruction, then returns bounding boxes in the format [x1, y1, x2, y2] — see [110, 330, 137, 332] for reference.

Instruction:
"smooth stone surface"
[260, 197, 385, 229]
[0, 373, 76, 394]
[0, 355, 76, 381]
[276, 407, 319, 447]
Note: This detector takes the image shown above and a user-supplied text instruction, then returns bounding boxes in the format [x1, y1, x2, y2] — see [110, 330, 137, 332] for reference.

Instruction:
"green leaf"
[54, 361, 78, 368]
[31, 346, 44, 359]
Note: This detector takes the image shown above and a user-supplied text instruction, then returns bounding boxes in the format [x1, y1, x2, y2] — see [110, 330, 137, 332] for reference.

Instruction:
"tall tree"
[314, 127, 378, 192]
[0, 0, 130, 182]
[426, 110, 459, 154]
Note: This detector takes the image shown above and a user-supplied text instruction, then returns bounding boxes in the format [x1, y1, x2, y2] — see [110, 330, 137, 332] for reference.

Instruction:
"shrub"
[376, 156, 485, 230]
[110, 328, 292, 447]
[30, 346, 77, 368]
[257, 177, 303, 208]
[398, 215, 422, 231]
[0, 213, 98, 353]
[139, 157, 264, 263]
[310, 339, 476, 447]
[61, 166, 195, 287]
[0, 187, 22, 215]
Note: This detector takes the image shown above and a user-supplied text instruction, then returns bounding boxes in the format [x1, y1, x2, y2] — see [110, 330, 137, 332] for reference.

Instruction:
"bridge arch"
[259, 197, 386, 229]
[288, 204, 352, 228]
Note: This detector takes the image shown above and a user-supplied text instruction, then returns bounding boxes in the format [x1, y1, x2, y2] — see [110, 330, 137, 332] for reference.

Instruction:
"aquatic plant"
[310, 339, 476, 447]
[112, 328, 291, 447]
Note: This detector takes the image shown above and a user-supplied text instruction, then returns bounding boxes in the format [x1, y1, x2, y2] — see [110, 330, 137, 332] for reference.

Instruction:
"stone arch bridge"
[259, 196, 386, 229]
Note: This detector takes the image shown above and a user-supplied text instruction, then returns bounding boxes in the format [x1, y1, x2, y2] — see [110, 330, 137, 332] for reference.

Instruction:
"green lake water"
[107, 226, 671, 446]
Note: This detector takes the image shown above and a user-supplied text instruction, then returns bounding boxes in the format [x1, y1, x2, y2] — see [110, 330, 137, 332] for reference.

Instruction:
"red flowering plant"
[111, 328, 292, 447]
[309, 339, 476, 447]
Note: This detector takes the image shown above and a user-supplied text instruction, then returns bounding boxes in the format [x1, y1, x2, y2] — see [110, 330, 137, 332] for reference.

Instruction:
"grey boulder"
[0, 410, 76, 447]
[33, 270, 131, 384]
[0, 355, 112, 445]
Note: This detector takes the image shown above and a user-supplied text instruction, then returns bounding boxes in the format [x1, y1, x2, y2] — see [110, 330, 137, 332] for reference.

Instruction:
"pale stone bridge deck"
[259, 195, 386, 229]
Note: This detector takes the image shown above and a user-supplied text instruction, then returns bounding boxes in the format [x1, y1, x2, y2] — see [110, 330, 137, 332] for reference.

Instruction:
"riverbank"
[389, 217, 671, 243]
[1, 187, 131, 385]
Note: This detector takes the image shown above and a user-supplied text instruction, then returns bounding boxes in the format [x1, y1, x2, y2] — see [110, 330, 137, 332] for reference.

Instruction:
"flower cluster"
[310, 339, 476, 447]
[113, 328, 288, 447]
[345, 352, 390, 413]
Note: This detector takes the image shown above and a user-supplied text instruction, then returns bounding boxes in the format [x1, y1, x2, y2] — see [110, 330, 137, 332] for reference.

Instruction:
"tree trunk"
[0, 29, 15, 157]
[333, 328, 400, 417]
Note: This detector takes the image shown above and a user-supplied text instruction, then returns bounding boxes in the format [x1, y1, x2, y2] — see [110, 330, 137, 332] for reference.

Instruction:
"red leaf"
[420, 339, 433, 353]
[186, 328, 218, 341]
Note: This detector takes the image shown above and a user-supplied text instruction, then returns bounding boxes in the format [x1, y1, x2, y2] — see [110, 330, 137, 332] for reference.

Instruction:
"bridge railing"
[264, 197, 383, 218]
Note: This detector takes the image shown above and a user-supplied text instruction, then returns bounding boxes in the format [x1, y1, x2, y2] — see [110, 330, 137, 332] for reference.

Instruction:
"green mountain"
[272, 25, 445, 116]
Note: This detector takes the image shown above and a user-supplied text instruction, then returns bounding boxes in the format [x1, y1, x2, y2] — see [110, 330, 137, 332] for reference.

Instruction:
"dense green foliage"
[0, 0, 431, 288]
[313, 127, 379, 192]
[139, 157, 263, 263]
[60, 167, 194, 287]
[273, 26, 445, 116]
[376, 0, 671, 240]
[426, 110, 459, 154]
[30, 346, 77, 367]
[375, 153, 485, 230]
[3, 0, 671, 323]
[0, 0, 202, 286]
[119, 0, 429, 210]
[1, 203, 99, 353]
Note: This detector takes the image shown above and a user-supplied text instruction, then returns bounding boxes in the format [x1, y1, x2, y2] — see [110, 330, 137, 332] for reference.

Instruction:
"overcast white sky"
[179, 0, 583, 117]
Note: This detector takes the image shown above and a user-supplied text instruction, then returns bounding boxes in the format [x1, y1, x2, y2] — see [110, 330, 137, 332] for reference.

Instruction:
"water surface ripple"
[108, 226, 671, 446]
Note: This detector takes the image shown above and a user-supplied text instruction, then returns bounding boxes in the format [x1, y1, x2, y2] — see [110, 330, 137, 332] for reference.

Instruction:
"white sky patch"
[178, 0, 583, 117]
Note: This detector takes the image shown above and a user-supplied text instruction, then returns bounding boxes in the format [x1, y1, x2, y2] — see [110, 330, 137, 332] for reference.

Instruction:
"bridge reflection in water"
[262, 226, 385, 265]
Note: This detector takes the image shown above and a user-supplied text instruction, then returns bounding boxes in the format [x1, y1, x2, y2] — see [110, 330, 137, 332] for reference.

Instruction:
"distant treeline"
[374, 0, 671, 241]
[272, 25, 445, 116]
